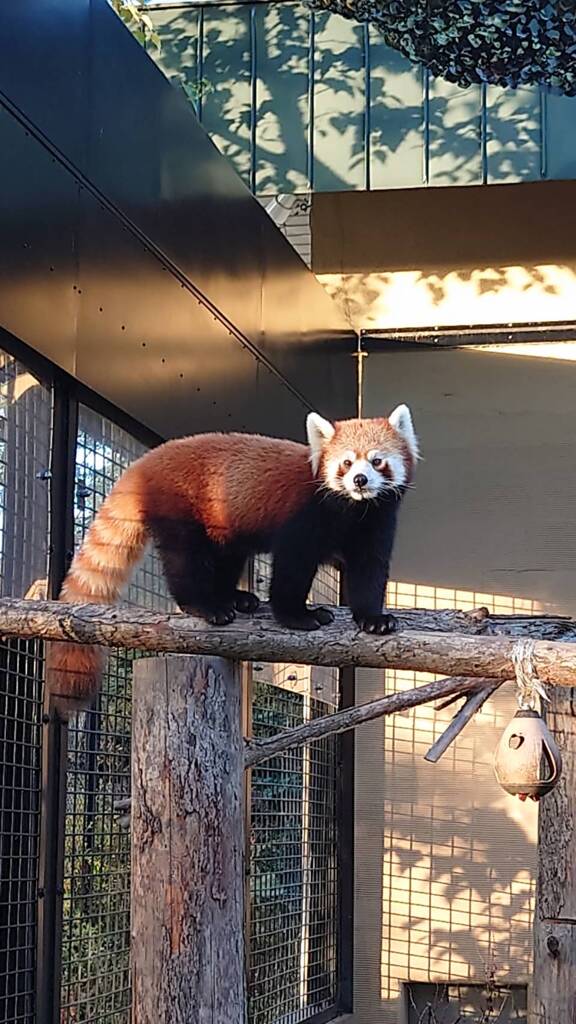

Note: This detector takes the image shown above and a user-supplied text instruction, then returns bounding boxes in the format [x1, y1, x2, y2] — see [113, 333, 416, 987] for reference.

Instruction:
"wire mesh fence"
[0, 363, 343, 1024]
[249, 559, 340, 1024]
[404, 980, 528, 1023]
[0, 353, 51, 1024]
[249, 685, 339, 1024]
[61, 407, 173, 1024]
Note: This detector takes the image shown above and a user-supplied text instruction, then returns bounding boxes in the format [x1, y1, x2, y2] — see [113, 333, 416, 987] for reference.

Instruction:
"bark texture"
[533, 689, 576, 1024]
[131, 656, 245, 1024]
[423, 681, 501, 763]
[3, 598, 576, 682]
[244, 675, 501, 767]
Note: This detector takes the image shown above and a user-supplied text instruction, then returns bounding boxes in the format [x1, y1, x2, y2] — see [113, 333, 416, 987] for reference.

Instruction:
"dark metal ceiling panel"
[75, 190, 313, 439]
[0, 0, 355, 433]
[0, 0, 90, 169]
[0, 106, 314, 439]
[0, 107, 79, 375]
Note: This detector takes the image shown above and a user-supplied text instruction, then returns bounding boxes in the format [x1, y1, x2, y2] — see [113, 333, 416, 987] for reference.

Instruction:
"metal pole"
[36, 387, 77, 1024]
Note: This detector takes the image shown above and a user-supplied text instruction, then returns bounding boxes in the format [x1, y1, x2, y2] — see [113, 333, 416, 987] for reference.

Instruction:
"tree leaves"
[109, 0, 162, 53]
[309, 0, 576, 94]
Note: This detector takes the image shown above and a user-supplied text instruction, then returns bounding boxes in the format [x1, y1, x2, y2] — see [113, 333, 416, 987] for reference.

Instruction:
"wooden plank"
[254, 0, 310, 194]
[368, 29, 425, 190]
[486, 85, 540, 184]
[131, 655, 245, 1024]
[427, 76, 483, 186]
[313, 11, 365, 191]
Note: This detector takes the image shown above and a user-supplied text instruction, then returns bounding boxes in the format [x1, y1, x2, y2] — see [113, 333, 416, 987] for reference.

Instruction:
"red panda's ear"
[306, 413, 335, 474]
[388, 404, 419, 460]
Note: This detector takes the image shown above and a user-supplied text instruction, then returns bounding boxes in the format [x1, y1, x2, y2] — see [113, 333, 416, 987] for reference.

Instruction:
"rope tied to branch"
[511, 638, 549, 710]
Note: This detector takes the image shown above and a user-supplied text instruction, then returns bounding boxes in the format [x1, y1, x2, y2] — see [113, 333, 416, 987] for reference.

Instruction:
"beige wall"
[353, 345, 576, 1022]
[311, 181, 576, 330]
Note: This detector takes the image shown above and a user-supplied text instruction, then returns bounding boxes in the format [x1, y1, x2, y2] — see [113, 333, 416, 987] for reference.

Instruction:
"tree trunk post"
[131, 655, 246, 1024]
[532, 688, 576, 1023]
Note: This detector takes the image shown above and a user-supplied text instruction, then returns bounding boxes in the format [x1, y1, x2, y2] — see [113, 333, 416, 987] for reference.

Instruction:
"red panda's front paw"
[311, 606, 335, 626]
[275, 609, 325, 631]
[207, 608, 236, 626]
[234, 590, 261, 614]
[355, 612, 397, 635]
[180, 604, 236, 626]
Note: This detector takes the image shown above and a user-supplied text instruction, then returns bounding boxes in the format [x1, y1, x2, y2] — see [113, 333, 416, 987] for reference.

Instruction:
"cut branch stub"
[424, 681, 502, 764]
[244, 676, 503, 768]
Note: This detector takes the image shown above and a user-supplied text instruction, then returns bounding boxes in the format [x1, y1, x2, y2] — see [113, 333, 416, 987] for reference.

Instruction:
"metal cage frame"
[0, 326, 352, 1024]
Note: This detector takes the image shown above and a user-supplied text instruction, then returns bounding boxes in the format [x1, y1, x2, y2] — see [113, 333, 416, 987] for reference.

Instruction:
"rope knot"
[511, 639, 549, 710]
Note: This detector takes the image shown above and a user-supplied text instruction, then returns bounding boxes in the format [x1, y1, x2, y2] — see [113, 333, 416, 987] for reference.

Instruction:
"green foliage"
[61, 649, 134, 1021]
[109, 0, 161, 52]
[309, 0, 576, 94]
[182, 77, 214, 109]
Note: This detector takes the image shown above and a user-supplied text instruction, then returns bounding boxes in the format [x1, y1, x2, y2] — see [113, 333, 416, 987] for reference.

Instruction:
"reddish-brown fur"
[321, 418, 416, 482]
[45, 433, 315, 715]
[136, 433, 315, 540]
[46, 421, 412, 716]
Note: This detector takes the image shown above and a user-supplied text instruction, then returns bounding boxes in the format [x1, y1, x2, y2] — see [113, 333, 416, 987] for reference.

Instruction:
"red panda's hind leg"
[150, 518, 256, 624]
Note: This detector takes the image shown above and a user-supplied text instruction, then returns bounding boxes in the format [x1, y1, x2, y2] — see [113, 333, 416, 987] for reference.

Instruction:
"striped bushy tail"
[45, 469, 148, 719]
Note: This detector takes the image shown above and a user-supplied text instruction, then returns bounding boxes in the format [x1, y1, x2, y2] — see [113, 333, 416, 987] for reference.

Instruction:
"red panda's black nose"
[354, 473, 368, 489]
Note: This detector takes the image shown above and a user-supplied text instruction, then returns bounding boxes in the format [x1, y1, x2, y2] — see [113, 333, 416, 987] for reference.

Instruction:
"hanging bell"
[494, 708, 562, 802]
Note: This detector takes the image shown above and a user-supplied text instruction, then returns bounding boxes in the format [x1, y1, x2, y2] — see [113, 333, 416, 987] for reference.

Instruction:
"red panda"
[45, 405, 418, 716]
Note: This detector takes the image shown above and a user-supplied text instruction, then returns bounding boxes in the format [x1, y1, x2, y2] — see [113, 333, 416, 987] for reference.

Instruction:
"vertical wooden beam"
[131, 655, 246, 1024]
[532, 690, 576, 1023]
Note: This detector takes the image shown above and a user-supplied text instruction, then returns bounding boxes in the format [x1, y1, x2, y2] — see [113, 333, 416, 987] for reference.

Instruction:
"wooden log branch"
[3, 597, 576, 684]
[434, 678, 496, 710]
[131, 656, 245, 1023]
[244, 676, 503, 767]
[6, 596, 576, 642]
[424, 681, 502, 763]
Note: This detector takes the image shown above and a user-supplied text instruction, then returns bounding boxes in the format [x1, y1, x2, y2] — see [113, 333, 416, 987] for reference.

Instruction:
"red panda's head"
[306, 405, 418, 501]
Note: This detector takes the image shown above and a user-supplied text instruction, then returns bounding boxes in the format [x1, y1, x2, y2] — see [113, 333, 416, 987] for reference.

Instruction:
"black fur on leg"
[269, 508, 330, 630]
[149, 487, 404, 634]
[149, 517, 250, 625]
[341, 501, 399, 634]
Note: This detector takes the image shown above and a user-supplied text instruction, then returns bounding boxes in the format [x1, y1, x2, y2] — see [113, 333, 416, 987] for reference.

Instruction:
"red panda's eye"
[342, 459, 352, 470]
[372, 457, 382, 468]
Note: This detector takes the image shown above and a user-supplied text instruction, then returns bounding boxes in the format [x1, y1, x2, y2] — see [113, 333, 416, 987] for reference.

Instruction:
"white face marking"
[342, 458, 378, 501]
[324, 448, 407, 500]
[384, 454, 407, 488]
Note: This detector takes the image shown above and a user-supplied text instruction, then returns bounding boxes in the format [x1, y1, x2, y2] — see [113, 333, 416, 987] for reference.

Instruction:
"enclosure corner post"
[532, 689, 576, 1023]
[131, 655, 246, 1024]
